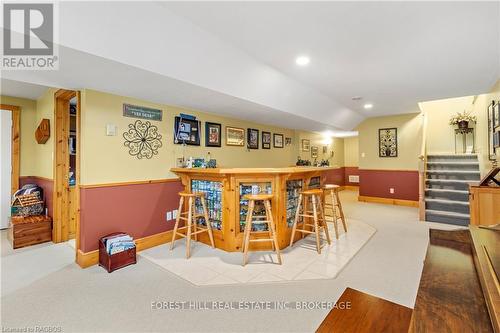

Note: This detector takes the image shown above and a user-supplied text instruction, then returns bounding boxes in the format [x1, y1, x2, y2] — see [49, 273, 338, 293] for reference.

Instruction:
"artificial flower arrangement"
[449, 111, 477, 126]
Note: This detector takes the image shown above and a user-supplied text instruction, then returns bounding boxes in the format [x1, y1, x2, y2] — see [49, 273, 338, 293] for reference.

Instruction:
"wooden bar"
[171, 167, 336, 252]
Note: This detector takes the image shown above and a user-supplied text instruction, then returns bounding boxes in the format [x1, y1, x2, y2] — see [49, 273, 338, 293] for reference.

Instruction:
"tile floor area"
[140, 219, 375, 285]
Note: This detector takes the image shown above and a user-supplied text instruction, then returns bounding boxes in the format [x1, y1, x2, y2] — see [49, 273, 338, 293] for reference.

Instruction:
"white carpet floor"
[140, 219, 375, 285]
[0, 190, 463, 332]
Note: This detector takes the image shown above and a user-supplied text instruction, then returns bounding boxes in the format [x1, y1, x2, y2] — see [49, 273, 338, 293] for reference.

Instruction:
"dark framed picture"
[226, 126, 245, 146]
[247, 128, 259, 149]
[285, 137, 292, 146]
[205, 122, 221, 147]
[311, 146, 318, 158]
[301, 139, 310, 152]
[488, 101, 496, 160]
[262, 131, 271, 149]
[174, 116, 200, 146]
[494, 101, 500, 129]
[379, 128, 398, 157]
[273, 133, 284, 148]
[494, 131, 500, 149]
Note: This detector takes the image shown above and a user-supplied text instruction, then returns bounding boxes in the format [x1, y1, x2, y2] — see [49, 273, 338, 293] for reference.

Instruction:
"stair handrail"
[418, 112, 428, 221]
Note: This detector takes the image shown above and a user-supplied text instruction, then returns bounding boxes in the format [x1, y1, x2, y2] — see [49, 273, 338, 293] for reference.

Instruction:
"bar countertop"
[170, 166, 338, 175]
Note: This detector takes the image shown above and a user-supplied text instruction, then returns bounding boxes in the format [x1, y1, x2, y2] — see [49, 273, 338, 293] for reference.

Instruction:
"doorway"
[53, 90, 80, 245]
[0, 105, 20, 230]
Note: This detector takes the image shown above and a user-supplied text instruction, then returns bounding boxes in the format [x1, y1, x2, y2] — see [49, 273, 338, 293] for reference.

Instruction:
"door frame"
[53, 90, 80, 244]
[0, 104, 20, 195]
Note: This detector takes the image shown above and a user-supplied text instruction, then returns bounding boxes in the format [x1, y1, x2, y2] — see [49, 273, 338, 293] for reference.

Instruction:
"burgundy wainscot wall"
[80, 180, 183, 253]
[358, 169, 418, 201]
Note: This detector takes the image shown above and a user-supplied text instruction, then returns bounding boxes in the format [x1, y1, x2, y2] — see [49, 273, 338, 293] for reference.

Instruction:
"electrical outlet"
[361, 152, 366, 158]
[389, 188, 395, 194]
[166, 211, 172, 221]
[173, 210, 178, 219]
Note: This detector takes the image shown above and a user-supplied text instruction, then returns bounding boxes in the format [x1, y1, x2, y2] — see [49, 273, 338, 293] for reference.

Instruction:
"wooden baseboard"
[76, 229, 176, 268]
[341, 185, 359, 191]
[358, 195, 419, 208]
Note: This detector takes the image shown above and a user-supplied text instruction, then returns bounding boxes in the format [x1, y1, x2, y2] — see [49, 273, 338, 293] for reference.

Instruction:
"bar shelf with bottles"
[239, 182, 272, 232]
[191, 179, 223, 230]
[171, 166, 336, 251]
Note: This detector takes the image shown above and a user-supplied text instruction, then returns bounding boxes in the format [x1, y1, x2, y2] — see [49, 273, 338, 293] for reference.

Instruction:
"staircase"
[424, 154, 480, 226]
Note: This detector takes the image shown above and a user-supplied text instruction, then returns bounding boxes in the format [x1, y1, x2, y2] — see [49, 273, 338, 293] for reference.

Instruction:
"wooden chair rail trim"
[79, 178, 181, 189]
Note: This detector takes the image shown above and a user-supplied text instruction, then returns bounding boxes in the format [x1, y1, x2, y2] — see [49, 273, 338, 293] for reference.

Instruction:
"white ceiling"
[0, 79, 48, 100]
[165, 1, 500, 116]
[1, 1, 499, 133]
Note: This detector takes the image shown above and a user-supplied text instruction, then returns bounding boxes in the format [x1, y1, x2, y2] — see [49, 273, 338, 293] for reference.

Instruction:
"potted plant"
[449, 111, 477, 129]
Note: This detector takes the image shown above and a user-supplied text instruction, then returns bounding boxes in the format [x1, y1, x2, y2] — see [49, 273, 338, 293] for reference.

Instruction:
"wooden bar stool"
[323, 184, 347, 239]
[242, 194, 282, 266]
[290, 188, 331, 254]
[170, 192, 215, 259]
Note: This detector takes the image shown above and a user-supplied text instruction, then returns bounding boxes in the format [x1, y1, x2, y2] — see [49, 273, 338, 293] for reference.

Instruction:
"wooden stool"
[323, 184, 347, 239]
[290, 189, 331, 254]
[170, 192, 215, 258]
[242, 194, 282, 266]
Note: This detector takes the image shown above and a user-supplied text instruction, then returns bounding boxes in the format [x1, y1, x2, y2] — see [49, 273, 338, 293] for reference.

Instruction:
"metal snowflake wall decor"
[379, 128, 398, 157]
[123, 120, 162, 159]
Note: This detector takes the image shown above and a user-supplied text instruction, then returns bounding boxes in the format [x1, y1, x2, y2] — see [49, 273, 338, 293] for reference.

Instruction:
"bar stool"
[290, 189, 331, 254]
[242, 194, 282, 266]
[323, 184, 347, 239]
[170, 192, 215, 259]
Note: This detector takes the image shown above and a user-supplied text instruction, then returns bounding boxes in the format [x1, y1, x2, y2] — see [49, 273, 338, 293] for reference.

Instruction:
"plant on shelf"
[449, 111, 477, 130]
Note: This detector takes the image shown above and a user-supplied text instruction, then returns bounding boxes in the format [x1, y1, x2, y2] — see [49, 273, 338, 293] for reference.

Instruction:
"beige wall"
[81, 89, 306, 184]
[357, 113, 423, 171]
[470, 79, 500, 174]
[294, 130, 344, 168]
[1, 89, 57, 180]
[343, 136, 359, 167]
[0, 95, 37, 176]
[34, 89, 56, 179]
[419, 96, 475, 154]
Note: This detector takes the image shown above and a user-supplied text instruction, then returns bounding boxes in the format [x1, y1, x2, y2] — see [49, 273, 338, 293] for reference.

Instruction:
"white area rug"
[140, 219, 376, 286]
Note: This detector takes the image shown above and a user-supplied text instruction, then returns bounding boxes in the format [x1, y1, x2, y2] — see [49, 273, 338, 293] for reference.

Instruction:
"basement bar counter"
[171, 166, 337, 252]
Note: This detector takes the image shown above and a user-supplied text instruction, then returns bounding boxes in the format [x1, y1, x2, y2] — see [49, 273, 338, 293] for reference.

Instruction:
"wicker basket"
[11, 193, 44, 217]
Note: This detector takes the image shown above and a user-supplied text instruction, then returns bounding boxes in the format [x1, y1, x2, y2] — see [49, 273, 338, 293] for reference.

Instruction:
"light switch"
[361, 152, 366, 158]
[106, 124, 117, 136]
[166, 211, 172, 221]
[173, 210, 178, 219]
[390, 188, 395, 194]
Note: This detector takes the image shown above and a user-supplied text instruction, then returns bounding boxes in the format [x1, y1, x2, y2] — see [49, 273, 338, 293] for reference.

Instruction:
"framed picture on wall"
[262, 131, 271, 149]
[379, 127, 398, 157]
[494, 131, 500, 149]
[494, 101, 500, 129]
[174, 116, 200, 146]
[273, 133, 284, 148]
[205, 122, 221, 147]
[301, 139, 310, 152]
[285, 137, 292, 146]
[488, 101, 496, 160]
[311, 146, 318, 158]
[226, 126, 245, 146]
[247, 128, 259, 149]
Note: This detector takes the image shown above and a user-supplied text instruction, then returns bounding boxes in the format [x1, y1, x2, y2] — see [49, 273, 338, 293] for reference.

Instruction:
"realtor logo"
[1, 2, 58, 69]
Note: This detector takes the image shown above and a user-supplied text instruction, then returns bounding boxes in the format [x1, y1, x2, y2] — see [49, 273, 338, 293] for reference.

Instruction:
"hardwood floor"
[316, 288, 412, 333]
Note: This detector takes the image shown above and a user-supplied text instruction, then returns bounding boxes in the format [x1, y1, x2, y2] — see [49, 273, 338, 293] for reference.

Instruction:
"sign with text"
[123, 104, 162, 121]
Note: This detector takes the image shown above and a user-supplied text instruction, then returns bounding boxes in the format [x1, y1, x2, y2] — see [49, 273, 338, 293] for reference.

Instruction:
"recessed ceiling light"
[295, 56, 310, 66]
[364, 103, 373, 109]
